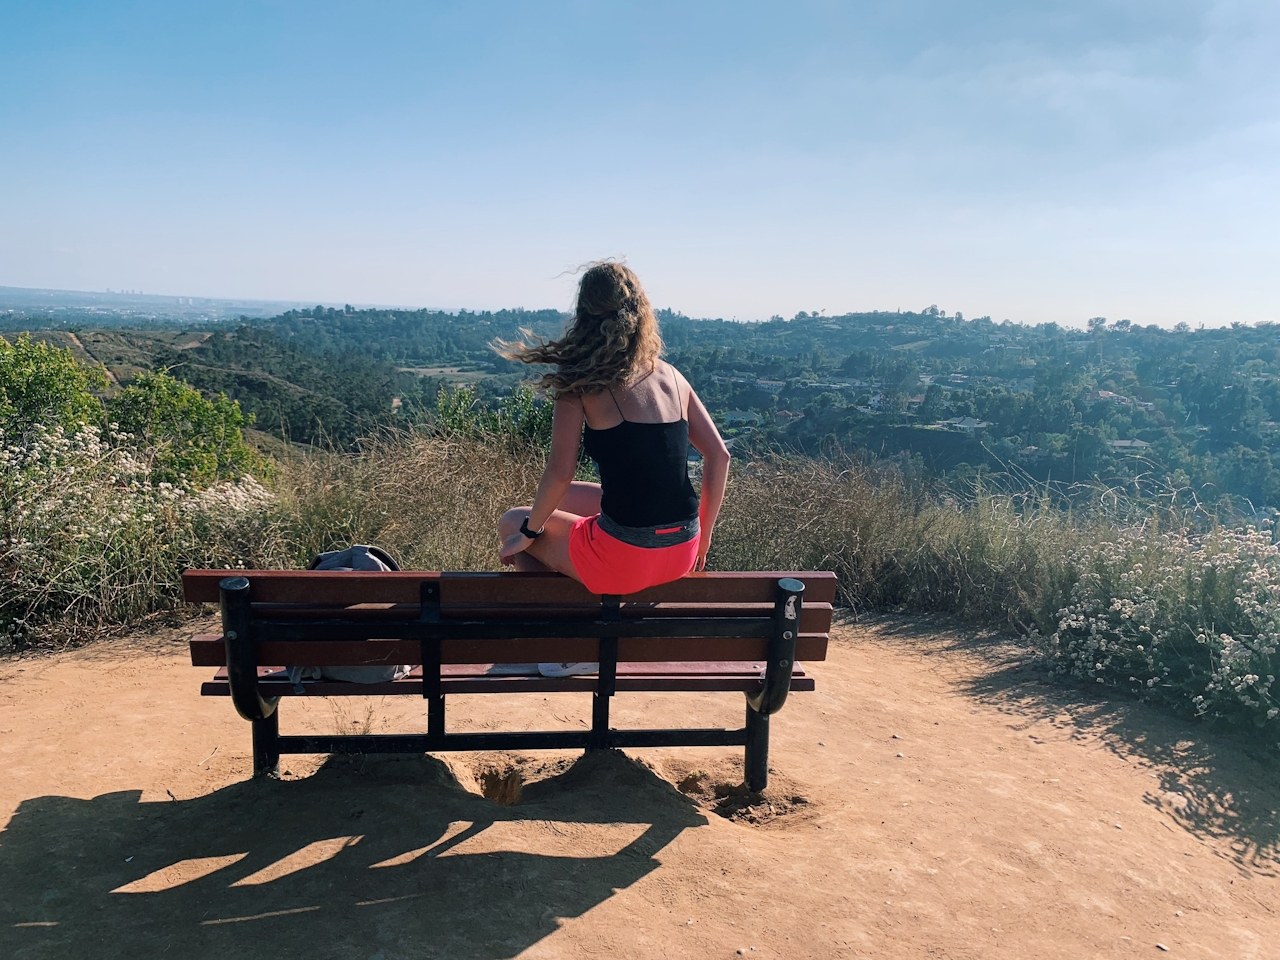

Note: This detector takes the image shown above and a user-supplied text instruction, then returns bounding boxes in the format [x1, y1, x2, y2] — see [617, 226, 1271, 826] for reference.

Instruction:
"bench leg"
[252, 711, 280, 778]
[428, 695, 445, 737]
[589, 693, 610, 750]
[744, 704, 769, 793]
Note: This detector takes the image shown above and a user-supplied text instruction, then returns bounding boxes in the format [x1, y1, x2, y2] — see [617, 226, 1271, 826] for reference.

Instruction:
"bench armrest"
[221, 576, 279, 722]
[746, 578, 805, 717]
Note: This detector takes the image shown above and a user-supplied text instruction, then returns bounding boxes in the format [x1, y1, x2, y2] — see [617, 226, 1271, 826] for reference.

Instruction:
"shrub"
[1032, 524, 1280, 738]
[0, 333, 106, 437]
[108, 370, 267, 485]
[0, 423, 289, 650]
[432, 384, 553, 450]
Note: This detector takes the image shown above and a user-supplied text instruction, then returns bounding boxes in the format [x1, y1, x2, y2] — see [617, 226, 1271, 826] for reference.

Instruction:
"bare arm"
[499, 396, 585, 565]
[683, 378, 730, 572]
[527, 396, 585, 531]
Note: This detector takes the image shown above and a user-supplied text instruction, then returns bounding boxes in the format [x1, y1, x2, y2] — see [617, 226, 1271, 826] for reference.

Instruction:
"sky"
[1, 1, 1277, 327]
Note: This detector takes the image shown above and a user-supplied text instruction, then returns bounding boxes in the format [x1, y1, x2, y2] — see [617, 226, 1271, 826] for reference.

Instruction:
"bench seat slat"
[182, 570, 838, 605]
[188, 633, 829, 667]
[201, 661, 814, 696]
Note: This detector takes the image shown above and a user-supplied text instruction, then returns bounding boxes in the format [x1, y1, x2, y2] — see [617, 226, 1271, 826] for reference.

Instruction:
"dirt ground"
[1, 617, 1278, 960]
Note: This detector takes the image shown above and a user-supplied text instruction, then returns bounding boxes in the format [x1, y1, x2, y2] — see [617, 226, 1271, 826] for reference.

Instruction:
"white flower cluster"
[1, 424, 280, 648]
[1029, 524, 1280, 737]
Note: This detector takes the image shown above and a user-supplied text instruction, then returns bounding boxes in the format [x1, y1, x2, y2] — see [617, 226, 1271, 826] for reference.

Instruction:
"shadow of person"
[1, 750, 706, 959]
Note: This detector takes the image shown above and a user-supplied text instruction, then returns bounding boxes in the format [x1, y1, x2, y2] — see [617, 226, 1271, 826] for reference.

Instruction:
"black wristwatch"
[519, 518, 544, 539]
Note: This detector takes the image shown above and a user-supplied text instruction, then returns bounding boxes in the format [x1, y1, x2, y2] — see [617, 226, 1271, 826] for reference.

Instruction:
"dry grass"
[13, 428, 1274, 735]
[4, 430, 1083, 649]
[713, 455, 1087, 632]
[273, 432, 544, 571]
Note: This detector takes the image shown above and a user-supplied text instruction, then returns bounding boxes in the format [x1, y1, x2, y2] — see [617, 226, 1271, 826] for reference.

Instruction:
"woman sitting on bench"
[495, 260, 731, 600]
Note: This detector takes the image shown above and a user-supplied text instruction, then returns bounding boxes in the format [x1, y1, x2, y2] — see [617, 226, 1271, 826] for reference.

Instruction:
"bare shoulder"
[661, 359, 691, 390]
[660, 361, 694, 416]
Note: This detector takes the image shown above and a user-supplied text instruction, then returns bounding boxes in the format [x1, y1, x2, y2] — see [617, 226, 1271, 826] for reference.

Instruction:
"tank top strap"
[606, 386, 628, 422]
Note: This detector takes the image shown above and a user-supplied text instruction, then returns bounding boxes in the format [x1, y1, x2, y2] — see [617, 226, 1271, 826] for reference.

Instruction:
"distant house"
[1109, 439, 1151, 451]
[722, 409, 761, 426]
[1096, 390, 1131, 405]
[756, 379, 785, 394]
[938, 416, 990, 433]
[907, 394, 925, 411]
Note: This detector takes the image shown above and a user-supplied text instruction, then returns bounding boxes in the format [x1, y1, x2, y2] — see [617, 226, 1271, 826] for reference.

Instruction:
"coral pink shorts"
[568, 514, 699, 596]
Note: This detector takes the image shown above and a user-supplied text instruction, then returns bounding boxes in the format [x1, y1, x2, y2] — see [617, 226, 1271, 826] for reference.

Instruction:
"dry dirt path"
[1, 618, 1277, 960]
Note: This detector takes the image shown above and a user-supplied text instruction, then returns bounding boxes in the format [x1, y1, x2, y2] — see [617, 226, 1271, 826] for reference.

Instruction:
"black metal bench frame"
[212, 575, 809, 791]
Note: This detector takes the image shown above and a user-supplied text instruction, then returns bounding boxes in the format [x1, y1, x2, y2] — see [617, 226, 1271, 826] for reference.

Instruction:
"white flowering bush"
[0, 423, 290, 650]
[1031, 524, 1280, 739]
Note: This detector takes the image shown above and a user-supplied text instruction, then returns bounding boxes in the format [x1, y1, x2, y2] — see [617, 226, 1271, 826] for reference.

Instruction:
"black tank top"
[583, 389, 700, 529]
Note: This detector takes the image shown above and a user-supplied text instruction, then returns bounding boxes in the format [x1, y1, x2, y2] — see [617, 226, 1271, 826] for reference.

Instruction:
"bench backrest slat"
[181, 570, 838, 605]
[185, 568, 833, 671]
[242, 601, 833, 635]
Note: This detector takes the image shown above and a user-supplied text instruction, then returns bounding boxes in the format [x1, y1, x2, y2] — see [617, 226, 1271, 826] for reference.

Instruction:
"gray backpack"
[285, 545, 415, 690]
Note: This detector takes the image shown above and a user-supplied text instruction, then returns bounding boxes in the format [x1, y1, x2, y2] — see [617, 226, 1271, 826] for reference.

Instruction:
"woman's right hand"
[693, 529, 712, 572]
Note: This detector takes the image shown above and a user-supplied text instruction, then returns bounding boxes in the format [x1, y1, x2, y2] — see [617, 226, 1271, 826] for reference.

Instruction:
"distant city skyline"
[2, 1, 1276, 327]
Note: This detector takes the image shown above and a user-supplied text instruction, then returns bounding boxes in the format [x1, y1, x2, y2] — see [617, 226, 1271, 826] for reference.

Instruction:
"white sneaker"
[538, 662, 599, 677]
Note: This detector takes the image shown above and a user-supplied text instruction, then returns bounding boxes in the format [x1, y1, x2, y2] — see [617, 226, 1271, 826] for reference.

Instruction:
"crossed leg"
[498, 481, 602, 578]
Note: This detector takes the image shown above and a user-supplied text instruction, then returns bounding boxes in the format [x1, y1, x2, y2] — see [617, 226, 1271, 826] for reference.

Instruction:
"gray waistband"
[597, 513, 700, 548]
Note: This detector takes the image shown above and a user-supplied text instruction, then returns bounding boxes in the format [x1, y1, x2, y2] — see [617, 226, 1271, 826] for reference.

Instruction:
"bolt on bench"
[184, 570, 835, 791]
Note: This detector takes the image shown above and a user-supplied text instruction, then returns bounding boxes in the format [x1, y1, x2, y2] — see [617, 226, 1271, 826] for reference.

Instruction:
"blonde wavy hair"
[493, 261, 663, 397]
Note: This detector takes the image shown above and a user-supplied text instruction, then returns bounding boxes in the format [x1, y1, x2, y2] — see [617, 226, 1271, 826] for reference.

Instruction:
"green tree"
[108, 371, 263, 485]
[918, 383, 944, 422]
[0, 333, 106, 437]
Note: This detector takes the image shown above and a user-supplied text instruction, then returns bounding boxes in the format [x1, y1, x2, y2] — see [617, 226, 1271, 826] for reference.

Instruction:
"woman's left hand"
[499, 532, 532, 566]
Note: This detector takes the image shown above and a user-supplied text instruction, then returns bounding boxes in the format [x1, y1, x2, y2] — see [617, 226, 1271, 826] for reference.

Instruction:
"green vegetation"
[0, 332, 107, 436]
[0, 335, 277, 648]
[3, 315, 1280, 747]
[110, 371, 266, 484]
[23, 305, 1280, 516]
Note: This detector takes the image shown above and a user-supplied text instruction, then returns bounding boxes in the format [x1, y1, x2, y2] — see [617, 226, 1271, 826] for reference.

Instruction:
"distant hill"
[16, 302, 1280, 510]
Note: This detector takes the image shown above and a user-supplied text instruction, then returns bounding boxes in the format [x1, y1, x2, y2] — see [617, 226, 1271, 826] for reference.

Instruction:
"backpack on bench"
[285, 545, 416, 690]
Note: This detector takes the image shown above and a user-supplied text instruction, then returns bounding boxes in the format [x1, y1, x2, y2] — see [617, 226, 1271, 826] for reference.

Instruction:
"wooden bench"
[183, 570, 835, 791]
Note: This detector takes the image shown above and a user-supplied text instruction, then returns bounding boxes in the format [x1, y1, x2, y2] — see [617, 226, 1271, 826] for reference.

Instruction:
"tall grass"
[0, 424, 291, 649]
[5, 425, 1276, 742]
[273, 432, 543, 571]
[714, 456, 1086, 630]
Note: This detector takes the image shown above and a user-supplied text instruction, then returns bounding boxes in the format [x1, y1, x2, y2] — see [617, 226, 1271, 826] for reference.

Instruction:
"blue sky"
[1, 1, 1276, 326]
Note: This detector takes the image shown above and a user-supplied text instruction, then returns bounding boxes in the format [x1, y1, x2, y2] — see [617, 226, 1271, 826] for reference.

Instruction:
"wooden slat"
[243, 601, 834, 634]
[182, 569, 837, 605]
[213, 661, 808, 679]
[440, 571, 838, 604]
[202, 676, 816, 696]
[188, 633, 829, 667]
[183, 571, 442, 604]
[200, 662, 814, 697]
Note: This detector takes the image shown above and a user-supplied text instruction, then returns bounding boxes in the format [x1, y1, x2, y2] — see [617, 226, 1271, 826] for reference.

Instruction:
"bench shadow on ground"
[0, 749, 706, 960]
[857, 615, 1280, 877]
